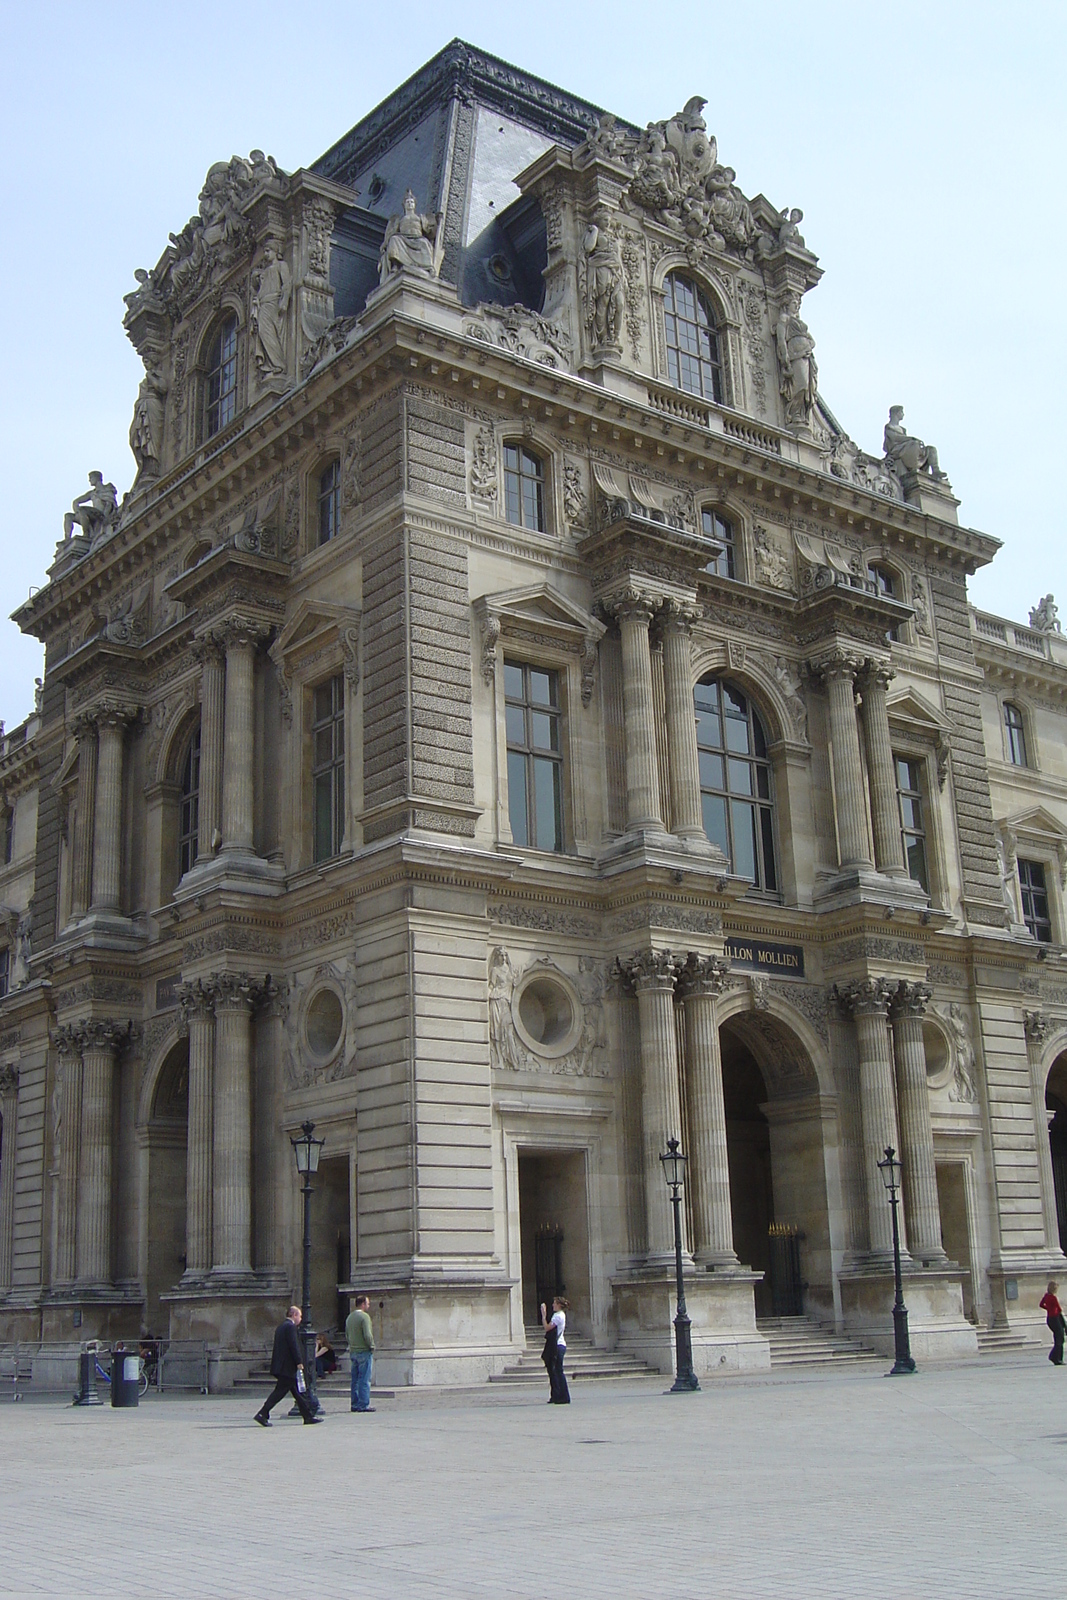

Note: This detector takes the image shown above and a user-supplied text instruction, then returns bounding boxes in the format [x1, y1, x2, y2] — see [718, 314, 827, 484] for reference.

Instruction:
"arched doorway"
[717, 1007, 834, 1322]
[1046, 1051, 1067, 1253]
[145, 1040, 188, 1334]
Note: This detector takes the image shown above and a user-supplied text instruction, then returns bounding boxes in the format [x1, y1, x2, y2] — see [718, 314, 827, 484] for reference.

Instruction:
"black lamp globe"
[877, 1146, 902, 1194]
[291, 1120, 325, 1175]
[660, 1137, 688, 1191]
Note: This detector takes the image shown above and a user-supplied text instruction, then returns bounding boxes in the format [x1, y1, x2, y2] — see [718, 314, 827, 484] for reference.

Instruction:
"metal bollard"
[72, 1350, 103, 1406]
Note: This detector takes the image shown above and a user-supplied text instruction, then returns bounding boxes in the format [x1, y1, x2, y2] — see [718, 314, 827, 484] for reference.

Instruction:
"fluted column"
[679, 954, 737, 1266]
[0, 1066, 18, 1291]
[70, 717, 97, 920]
[891, 981, 946, 1261]
[220, 624, 259, 853]
[212, 974, 256, 1274]
[193, 637, 224, 863]
[836, 979, 903, 1259]
[76, 1020, 124, 1284]
[622, 950, 686, 1262]
[90, 711, 128, 912]
[178, 980, 216, 1278]
[860, 665, 907, 878]
[818, 653, 872, 869]
[254, 979, 288, 1273]
[662, 604, 709, 844]
[52, 1028, 83, 1285]
[613, 594, 663, 832]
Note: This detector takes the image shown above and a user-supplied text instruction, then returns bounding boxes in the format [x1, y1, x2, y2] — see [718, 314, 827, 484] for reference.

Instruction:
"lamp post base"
[669, 1311, 701, 1392]
[887, 1303, 916, 1376]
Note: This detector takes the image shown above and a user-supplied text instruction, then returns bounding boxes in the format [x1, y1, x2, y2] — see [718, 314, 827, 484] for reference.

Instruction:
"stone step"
[976, 1328, 1032, 1355]
[756, 1315, 883, 1368]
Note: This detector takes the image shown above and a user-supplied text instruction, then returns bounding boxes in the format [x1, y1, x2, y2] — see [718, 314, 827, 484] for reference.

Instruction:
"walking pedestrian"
[254, 1307, 323, 1425]
[1040, 1280, 1065, 1366]
[540, 1295, 570, 1404]
[346, 1292, 376, 1412]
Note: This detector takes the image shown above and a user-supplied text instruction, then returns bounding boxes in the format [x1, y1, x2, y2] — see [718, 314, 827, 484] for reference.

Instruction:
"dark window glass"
[1019, 858, 1052, 943]
[868, 564, 900, 641]
[312, 675, 345, 863]
[504, 659, 563, 852]
[205, 316, 239, 438]
[664, 274, 722, 402]
[317, 460, 341, 546]
[894, 756, 929, 894]
[701, 508, 735, 579]
[0, 948, 8, 1000]
[503, 445, 545, 532]
[1004, 703, 1029, 768]
[178, 726, 200, 880]
[2, 807, 12, 866]
[694, 677, 776, 890]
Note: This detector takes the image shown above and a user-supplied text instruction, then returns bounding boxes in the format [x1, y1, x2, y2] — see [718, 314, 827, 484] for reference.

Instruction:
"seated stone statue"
[379, 190, 444, 282]
[63, 472, 120, 545]
[883, 406, 945, 480]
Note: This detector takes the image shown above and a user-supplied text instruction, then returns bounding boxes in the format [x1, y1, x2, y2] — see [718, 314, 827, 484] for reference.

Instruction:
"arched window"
[317, 459, 341, 546]
[694, 677, 777, 890]
[204, 316, 239, 438]
[702, 508, 735, 579]
[868, 563, 900, 641]
[178, 727, 200, 879]
[1004, 702, 1029, 767]
[503, 444, 545, 532]
[664, 274, 723, 402]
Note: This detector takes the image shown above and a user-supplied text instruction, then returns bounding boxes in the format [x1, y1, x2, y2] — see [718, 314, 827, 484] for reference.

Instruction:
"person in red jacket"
[1039, 1281, 1065, 1366]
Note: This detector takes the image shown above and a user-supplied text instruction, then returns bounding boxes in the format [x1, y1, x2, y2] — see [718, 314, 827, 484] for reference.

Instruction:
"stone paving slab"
[1, 1358, 1063, 1598]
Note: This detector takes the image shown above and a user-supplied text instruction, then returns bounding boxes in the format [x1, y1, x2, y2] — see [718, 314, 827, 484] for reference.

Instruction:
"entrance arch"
[1046, 1048, 1067, 1253]
[145, 1038, 188, 1332]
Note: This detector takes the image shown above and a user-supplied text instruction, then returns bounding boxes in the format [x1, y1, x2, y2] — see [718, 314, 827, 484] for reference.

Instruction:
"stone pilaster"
[0, 1066, 18, 1291]
[814, 652, 872, 870]
[662, 603, 713, 846]
[70, 716, 97, 921]
[890, 981, 946, 1262]
[211, 974, 257, 1276]
[835, 979, 903, 1259]
[859, 665, 907, 878]
[51, 1026, 84, 1286]
[620, 950, 685, 1263]
[219, 623, 261, 854]
[611, 594, 663, 833]
[178, 979, 217, 1279]
[90, 709, 131, 912]
[193, 637, 225, 864]
[75, 1020, 126, 1285]
[678, 954, 737, 1267]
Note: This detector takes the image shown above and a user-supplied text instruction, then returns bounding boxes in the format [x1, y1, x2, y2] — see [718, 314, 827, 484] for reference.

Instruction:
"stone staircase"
[488, 1327, 660, 1386]
[756, 1315, 884, 1369]
[975, 1326, 1033, 1357]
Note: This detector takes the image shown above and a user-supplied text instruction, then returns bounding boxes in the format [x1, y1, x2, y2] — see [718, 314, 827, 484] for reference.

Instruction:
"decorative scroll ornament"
[463, 304, 573, 369]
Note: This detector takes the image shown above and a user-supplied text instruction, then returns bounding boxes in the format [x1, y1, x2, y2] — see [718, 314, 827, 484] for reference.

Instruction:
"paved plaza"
[2, 1354, 1062, 1598]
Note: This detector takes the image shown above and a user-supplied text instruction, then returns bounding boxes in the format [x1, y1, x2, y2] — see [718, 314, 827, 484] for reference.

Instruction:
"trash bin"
[111, 1349, 140, 1408]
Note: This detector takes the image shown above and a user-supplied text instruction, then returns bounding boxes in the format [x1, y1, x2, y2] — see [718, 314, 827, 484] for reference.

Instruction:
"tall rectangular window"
[1018, 858, 1052, 943]
[318, 460, 340, 546]
[312, 675, 345, 862]
[0, 948, 8, 999]
[504, 660, 563, 852]
[701, 509, 735, 580]
[1004, 703, 1029, 767]
[895, 756, 929, 893]
[178, 727, 201, 879]
[2, 807, 12, 866]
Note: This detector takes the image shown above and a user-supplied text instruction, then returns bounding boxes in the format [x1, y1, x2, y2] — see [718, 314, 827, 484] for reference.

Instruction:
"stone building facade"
[1, 42, 1065, 1384]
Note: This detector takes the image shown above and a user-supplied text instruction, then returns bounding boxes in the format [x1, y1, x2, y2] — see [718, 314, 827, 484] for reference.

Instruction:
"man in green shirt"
[345, 1293, 375, 1413]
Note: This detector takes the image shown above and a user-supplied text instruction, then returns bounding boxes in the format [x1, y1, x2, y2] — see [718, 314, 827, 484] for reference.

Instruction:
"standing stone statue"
[129, 360, 168, 481]
[63, 472, 119, 546]
[883, 406, 945, 480]
[582, 208, 625, 349]
[251, 242, 292, 375]
[775, 295, 818, 428]
[1029, 595, 1061, 634]
[378, 190, 444, 282]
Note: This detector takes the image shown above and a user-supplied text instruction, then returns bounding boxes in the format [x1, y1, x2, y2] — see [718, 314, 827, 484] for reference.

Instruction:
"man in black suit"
[254, 1307, 322, 1426]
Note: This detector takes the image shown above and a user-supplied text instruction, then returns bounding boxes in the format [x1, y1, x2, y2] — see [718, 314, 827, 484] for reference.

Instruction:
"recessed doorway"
[517, 1150, 591, 1334]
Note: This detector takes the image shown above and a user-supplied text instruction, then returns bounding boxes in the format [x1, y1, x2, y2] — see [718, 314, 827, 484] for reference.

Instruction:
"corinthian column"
[0, 1066, 19, 1291]
[70, 717, 97, 920]
[52, 1027, 83, 1285]
[859, 665, 907, 878]
[890, 981, 946, 1262]
[178, 979, 216, 1278]
[836, 979, 903, 1259]
[662, 604, 712, 845]
[90, 710, 129, 912]
[193, 637, 224, 863]
[816, 653, 872, 870]
[621, 950, 685, 1263]
[76, 1020, 124, 1284]
[212, 974, 256, 1275]
[220, 624, 259, 853]
[255, 979, 288, 1274]
[613, 594, 663, 832]
[678, 954, 737, 1266]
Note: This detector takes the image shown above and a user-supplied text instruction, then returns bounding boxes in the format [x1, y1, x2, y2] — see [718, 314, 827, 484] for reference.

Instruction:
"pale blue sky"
[1, 0, 1062, 726]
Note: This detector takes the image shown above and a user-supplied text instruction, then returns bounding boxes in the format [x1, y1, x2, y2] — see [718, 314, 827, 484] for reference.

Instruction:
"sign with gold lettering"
[724, 938, 805, 978]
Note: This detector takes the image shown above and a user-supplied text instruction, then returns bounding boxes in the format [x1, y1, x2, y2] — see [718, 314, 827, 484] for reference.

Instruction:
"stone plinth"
[163, 1282, 285, 1388]
[612, 1269, 770, 1376]
[359, 1279, 516, 1387]
[39, 1287, 143, 1345]
[839, 1265, 977, 1361]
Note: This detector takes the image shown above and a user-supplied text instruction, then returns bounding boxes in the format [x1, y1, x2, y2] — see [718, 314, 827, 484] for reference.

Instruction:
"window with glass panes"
[894, 756, 929, 893]
[694, 678, 777, 890]
[503, 445, 545, 532]
[664, 274, 723, 402]
[2, 806, 12, 865]
[868, 564, 900, 641]
[1004, 702, 1029, 767]
[504, 660, 563, 852]
[0, 948, 8, 999]
[205, 316, 239, 438]
[1018, 858, 1052, 942]
[701, 508, 735, 579]
[178, 727, 201, 878]
[318, 460, 340, 546]
[312, 675, 345, 862]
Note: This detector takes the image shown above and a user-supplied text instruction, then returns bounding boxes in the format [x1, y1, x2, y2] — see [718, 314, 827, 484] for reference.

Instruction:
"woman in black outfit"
[540, 1295, 571, 1404]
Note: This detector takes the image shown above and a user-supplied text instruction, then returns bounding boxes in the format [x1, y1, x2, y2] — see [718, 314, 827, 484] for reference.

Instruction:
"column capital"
[212, 971, 273, 1012]
[216, 616, 273, 653]
[661, 598, 699, 635]
[0, 1064, 18, 1097]
[90, 697, 141, 730]
[806, 648, 866, 685]
[71, 711, 99, 741]
[606, 588, 658, 629]
[614, 948, 678, 994]
[261, 975, 289, 1019]
[858, 661, 894, 694]
[53, 1022, 86, 1059]
[191, 634, 226, 667]
[81, 1018, 131, 1055]
[1025, 1008, 1052, 1044]
[677, 952, 731, 998]
[889, 980, 932, 1019]
[832, 977, 896, 1018]
[178, 977, 219, 1022]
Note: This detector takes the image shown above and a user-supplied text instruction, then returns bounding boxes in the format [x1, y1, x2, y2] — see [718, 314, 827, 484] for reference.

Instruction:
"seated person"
[314, 1334, 337, 1378]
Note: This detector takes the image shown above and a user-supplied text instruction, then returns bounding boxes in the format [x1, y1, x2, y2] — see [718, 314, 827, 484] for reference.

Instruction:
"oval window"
[517, 977, 574, 1050]
[306, 988, 344, 1059]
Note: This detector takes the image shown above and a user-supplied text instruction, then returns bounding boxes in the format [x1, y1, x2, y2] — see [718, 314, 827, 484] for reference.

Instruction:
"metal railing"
[1, 1338, 209, 1398]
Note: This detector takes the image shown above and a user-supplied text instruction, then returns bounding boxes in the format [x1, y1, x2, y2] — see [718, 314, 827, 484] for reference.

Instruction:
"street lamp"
[877, 1145, 916, 1376]
[660, 1137, 700, 1392]
[290, 1119, 326, 1412]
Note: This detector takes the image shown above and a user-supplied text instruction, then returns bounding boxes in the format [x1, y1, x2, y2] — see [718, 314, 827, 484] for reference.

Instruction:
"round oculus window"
[306, 987, 344, 1059]
[515, 975, 577, 1057]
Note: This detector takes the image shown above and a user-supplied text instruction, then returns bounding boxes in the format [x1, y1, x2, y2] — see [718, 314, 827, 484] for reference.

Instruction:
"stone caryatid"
[250, 242, 292, 376]
[378, 189, 445, 283]
[1029, 595, 1061, 634]
[775, 295, 818, 429]
[62, 472, 120, 547]
[582, 208, 625, 350]
[883, 407, 946, 482]
[129, 360, 168, 483]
